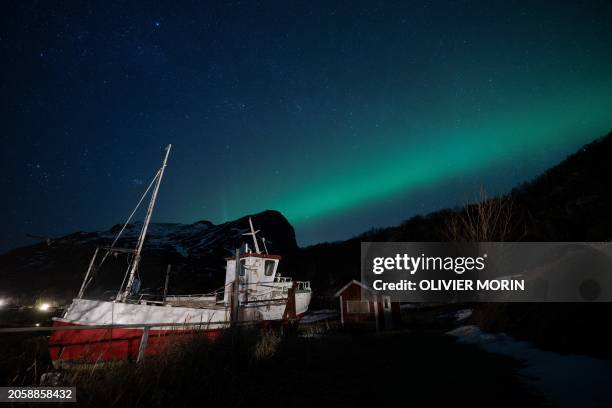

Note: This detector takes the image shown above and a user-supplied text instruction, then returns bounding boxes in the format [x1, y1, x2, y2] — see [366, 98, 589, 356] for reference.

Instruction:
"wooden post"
[282, 283, 297, 320]
[243, 256, 249, 319]
[137, 326, 150, 363]
[231, 249, 240, 325]
[373, 294, 380, 333]
[339, 295, 344, 327]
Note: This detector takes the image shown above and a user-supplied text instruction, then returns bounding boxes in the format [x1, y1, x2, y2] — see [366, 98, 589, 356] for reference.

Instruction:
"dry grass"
[67, 328, 270, 407]
[0, 333, 52, 387]
[299, 319, 340, 338]
[2, 327, 284, 407]
[253, 329, 281, 360]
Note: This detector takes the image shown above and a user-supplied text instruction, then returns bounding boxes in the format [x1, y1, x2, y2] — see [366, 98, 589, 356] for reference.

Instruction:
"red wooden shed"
[334, 280, 401, 330]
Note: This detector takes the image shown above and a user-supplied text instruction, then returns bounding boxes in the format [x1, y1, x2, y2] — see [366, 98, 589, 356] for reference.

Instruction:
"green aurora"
[225, 81, 612, 236]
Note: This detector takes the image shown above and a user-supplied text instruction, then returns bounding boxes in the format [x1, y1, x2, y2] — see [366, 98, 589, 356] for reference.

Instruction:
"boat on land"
[48, 145, 312, 365]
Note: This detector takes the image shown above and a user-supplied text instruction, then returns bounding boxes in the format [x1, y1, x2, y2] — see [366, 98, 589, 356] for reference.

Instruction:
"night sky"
[1, 1, 611, 252]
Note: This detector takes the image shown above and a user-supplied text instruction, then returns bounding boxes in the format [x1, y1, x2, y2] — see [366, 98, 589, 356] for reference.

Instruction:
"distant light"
[35, 323, 40, 327]
[0, 299, 5, 308]
[38, 303, 51, 312]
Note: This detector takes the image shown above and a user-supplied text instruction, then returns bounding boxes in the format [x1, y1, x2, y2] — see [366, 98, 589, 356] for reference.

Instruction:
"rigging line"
[115, 252, 134, 300]
[94, 169, 161, 273]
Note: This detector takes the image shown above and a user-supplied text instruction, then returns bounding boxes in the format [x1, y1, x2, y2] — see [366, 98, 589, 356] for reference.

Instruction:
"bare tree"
[444, 188, 521, 242]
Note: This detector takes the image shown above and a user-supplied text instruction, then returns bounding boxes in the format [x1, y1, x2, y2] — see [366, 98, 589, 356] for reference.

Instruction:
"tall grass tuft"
[253, 328, 281, 360]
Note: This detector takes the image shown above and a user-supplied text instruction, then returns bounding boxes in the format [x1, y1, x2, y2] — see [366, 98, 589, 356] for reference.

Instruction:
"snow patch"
[448, 325, 612, 407]
[454, 308, 473, 321]
[174, 244, 189, 258]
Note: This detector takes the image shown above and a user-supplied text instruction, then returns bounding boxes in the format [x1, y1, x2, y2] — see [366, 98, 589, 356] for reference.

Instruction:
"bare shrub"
[444, 188, 520, 242]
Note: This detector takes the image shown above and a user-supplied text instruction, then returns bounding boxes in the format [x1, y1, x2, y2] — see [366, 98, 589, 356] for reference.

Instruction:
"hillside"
[0, 210, 297, 303]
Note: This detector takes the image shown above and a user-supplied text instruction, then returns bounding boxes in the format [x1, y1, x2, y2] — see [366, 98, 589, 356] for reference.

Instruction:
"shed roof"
[334, 279, 372, 297]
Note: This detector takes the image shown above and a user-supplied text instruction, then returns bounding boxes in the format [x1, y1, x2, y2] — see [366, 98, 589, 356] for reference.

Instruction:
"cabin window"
[346, 300, 370, 314]
[264, 260, 275, 276]
[239, 259, 246, 276]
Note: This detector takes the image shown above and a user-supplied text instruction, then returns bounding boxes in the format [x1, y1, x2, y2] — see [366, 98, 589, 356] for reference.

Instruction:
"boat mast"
[242, 217, 261, 254]
[120, 144, 172, 302]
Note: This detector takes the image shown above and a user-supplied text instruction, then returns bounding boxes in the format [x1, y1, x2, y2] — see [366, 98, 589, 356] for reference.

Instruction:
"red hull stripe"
[48, 321, 221, 363]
